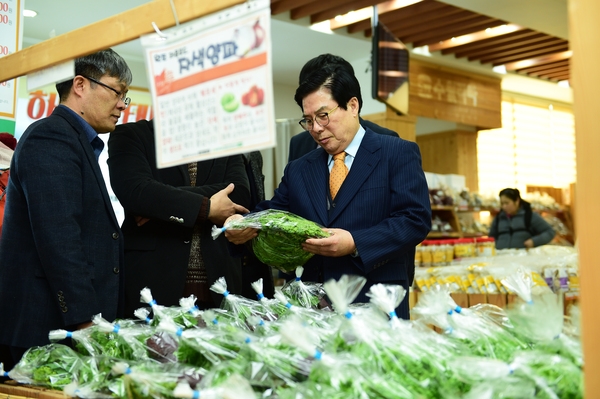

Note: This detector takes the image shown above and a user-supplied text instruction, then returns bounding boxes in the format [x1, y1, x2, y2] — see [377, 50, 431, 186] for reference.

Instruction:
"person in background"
[0, 49, 132, 370]
[240, 151, 276, 299]
[489, 188, 555, 249]
[287, 53, 399, 163]
[107, 119, 251, 316]
[225, 59, 431, 319]
[0, 132, 17, 239]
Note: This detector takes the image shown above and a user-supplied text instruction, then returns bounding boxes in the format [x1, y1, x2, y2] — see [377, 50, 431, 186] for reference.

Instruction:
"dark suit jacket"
[258, 129, 431, 302]
[0, 106, 124, 349]
[107, 120, 251, 316]
[288, 117, 399, 162]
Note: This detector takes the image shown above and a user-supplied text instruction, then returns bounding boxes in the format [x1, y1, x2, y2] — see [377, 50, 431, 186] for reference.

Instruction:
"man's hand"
[524, 238, 534, 249]
[302, 228, 356, 257]
[223, 214, 258, 245]
[208, 183, 250, 226]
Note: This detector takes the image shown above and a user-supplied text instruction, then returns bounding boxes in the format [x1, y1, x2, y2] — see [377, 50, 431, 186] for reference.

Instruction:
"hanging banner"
[141, 0, 274, 168]
[0, 0, 22, 134]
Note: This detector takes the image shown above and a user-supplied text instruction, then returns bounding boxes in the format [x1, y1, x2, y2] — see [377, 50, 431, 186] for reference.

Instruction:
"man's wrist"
[351, 247, 359, 258]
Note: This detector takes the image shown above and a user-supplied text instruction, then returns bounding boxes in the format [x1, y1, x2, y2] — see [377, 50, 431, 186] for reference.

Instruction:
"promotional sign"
[141, 0, 274, 168]
[0, 0, 22, 133]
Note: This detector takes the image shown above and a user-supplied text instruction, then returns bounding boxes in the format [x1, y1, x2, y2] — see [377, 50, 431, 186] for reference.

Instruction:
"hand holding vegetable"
[302, 228, 356, 258]
[223, 214, 258, 245]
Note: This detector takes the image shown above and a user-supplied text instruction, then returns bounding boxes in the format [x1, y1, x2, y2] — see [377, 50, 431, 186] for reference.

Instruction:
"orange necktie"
[330, 152, 348, 199]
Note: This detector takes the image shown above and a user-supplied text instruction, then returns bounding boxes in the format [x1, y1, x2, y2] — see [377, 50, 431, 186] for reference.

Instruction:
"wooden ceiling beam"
[452, 34, 552, 58]
[0, 0, 245, 82]
[475, 40, 568, 63]
[310, 0, 380, 24]
[290, 0, 350, 21]
[486, 44, 570, 66]
[382, 9, 475, 37]
[518, 60, 569, 73]
[427, 23, 524, 52]
[270, 0, 315, 16]
[445, 30, 542, 56]
[504, 50, 572, 71]
[342, 0, 443, 34]
[411, 20, 505, 47]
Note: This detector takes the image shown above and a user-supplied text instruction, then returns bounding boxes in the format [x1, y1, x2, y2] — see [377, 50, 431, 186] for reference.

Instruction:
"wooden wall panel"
[362, 106, 417, 142]
[416, 130, 479, 192]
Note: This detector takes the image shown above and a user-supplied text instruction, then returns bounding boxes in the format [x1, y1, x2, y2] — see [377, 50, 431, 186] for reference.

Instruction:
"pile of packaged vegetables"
[414, 246, 579, 300]
[2, 268, 583, 399]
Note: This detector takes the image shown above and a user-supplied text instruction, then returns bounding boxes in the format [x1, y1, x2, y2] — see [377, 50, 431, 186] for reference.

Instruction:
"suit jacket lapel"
[329, 132, 381, 223]
[302, 149, 329, 226]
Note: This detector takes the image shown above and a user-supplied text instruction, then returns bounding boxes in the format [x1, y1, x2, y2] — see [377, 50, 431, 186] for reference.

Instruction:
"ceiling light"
[412, 45, 431, 56]
[492, 65, 507, 74]
[309, 21, 333, 34]
[557, 80, 570, 88]
[23, 9, 37, 17]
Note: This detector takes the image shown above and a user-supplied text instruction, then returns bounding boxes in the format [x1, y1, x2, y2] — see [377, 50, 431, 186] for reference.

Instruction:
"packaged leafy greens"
[213, 209, 330, 272]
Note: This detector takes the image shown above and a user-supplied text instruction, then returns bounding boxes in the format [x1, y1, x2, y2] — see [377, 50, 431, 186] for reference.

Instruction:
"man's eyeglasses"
[83, 76, 131, 108]
[299, 105, 339, 131]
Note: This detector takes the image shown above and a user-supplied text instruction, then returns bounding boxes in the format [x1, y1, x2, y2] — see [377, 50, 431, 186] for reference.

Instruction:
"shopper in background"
[107, 119, 251, 317]
[0, 132, 17, 240]
[287, 53, 399, 163]
[0, 49, 132, 370]
[489, 188, 555, 249]
[225, 58, 431, 319]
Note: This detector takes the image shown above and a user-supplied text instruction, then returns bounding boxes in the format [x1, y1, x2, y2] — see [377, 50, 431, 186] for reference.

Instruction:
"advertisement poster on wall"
[0, 0, 23, 134]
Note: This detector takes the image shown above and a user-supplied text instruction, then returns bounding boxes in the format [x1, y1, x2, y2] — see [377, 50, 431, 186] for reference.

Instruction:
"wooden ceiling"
[270, 0, 571, 82]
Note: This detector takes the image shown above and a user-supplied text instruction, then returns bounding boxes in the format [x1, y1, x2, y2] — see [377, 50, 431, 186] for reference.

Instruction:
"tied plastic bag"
[213, 210, 330, 272]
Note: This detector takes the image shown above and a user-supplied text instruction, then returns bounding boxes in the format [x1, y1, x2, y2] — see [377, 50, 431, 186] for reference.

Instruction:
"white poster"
[141, 0, 274, 168]
[0, 0, 22, 120]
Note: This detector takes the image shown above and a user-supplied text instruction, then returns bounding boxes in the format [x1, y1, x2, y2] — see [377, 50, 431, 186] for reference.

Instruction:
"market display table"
[0, 381, 67, 399]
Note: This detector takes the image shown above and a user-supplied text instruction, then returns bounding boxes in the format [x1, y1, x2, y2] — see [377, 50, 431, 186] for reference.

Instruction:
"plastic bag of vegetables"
[212, 209, 330, 272]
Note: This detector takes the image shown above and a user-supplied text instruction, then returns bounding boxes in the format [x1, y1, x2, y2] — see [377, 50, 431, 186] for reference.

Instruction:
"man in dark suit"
[107, 119, 251, 316]
[226, 60, 431, 319]
[288, 53, 398, 163]
[0, 49, 132, 369]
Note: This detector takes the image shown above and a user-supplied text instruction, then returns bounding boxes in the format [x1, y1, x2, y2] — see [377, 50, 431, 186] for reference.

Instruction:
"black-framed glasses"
[83, 75, 131, 108]
[299, 105, 339, 131]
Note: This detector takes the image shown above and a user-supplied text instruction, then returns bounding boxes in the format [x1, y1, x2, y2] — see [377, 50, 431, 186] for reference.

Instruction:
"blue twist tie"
[2, 372, 8, 377]
[188, 305, 199, 314]
[389, 311, 397, 319]
[124, 367, 132, 375]
[258, 320, 265, 326]
[455, 306, 462, 313]
[245, 337, 251, 344]
[212, 318, 218, 325]
[527, 300, 534, 305]
[192, 390, 200, 399]
[66, 331, 73, 338]
[285, 302, 292, 309]
[257, 293, 264, 300]
[314, 350, 323, 360]
[445, 327, 454, 334]
[145, 317, 151, 324]
[344, 311, 352, 319]
[223, 290, 229, 297]
[176, 328, 183, 337]
[295, 277, 301, 281]
[447, 309, 454, 315]
[148, 299, 157, 306]
[113, 324, 120, 334]
[220, 226, 227, 233]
